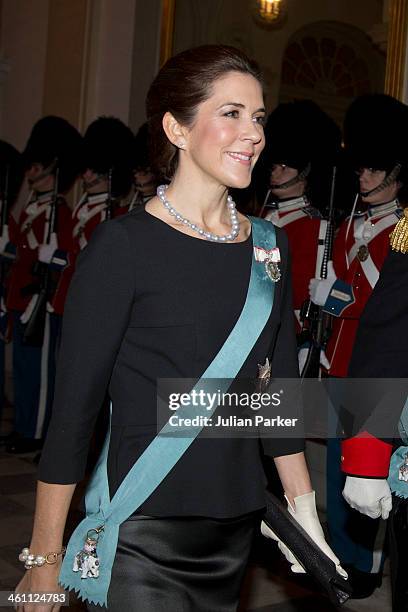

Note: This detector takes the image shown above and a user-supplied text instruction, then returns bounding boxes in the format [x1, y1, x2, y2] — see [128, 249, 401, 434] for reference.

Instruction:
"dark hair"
[146, 45, 263, 180]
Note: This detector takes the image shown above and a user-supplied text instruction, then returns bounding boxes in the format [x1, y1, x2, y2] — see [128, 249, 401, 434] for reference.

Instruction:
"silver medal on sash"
[253, 245, 281, 283]
[265, 259, 281, 282]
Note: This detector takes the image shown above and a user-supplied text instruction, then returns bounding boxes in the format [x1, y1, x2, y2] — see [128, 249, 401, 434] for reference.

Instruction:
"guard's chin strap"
[28, 158, 58, 188]
[360, 163, 401, 198]
[344, 193, 359, 265]
[270, 162, 311, 191]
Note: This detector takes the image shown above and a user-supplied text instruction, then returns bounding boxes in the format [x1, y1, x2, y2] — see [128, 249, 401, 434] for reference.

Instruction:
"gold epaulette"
[390, 207, 408, 253]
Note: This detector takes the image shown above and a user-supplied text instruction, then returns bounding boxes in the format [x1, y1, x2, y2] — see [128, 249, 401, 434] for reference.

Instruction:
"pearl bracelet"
[18, 546, 66, 569]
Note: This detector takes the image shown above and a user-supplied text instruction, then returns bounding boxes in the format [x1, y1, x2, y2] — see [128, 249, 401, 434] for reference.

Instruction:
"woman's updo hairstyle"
[146, 45, 262, 181]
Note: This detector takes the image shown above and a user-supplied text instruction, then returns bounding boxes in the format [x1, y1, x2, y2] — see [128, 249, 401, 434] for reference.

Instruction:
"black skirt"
[86, 512, 259, 612]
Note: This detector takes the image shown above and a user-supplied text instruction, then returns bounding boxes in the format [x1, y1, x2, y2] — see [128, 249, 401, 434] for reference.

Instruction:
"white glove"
[38, 232, 58, 264]
[0, 225, 10, 253]
[298, 347, 330, 375]
[320, 350, 330, 370]
[342, 476, 392, 520]
[298, 347, 309, 375]
[308, 261, 336, 306]
[261, 491, 347, 578]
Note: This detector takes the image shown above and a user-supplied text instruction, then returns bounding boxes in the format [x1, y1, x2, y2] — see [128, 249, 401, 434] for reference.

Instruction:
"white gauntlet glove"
[298, 347, 330, 375]
[308, 261, 336, 306]
[0, 225, 9, 253]
[261, 491, 347, 578]
[38, 232, 58, 264]
[342, 476, 392, 520]
[298, 347, 309, 375]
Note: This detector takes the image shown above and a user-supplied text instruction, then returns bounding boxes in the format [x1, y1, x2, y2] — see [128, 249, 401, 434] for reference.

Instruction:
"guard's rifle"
[104, 168, 113, 220]
[299, 166, 337, 379]
[23, 166, 59, 346]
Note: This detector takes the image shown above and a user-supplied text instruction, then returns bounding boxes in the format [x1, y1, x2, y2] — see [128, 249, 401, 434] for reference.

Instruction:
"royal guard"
[257, 100, 341, 341]
[341, 232, 408, 609]
[309, 94, 408, 598]
[5, 117, 82, 453]
[309, 94, 408, 376]
[128, 123, 160, 211]
[51, 116, 134, 318]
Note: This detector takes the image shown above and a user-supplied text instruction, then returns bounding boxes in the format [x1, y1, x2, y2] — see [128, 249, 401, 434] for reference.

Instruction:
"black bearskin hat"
[344, 94, 408, 204]
[255, 100, 342, 211]
[262, 100, 341, 170]
[344, 94, 408, 176]
[0, 140, 23, 207]
[22, 116, 83, 192]
[82, 116, 134, 197]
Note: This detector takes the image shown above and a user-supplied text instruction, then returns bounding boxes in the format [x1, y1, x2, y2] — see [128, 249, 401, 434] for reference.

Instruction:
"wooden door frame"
[385, 0, 408, 99]
[160, 0, 176, 66]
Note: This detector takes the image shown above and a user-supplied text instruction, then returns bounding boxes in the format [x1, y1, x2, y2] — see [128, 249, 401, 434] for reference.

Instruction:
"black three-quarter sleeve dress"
[38, 208, 303, 612]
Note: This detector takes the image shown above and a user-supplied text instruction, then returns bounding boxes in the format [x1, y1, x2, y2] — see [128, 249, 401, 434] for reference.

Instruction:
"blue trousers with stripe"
[12, 311, 61, 440]
[327, 437, 386, 572]
[326, 377, 386, 573]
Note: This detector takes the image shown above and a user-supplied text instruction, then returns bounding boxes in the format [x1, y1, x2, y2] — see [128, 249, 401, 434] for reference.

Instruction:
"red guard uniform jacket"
[51, 192, 129, 315]
[324, 199, 402, 377]
[0, 200, 19, 302]
[261, 195, 325, 333]
[7, 191, 72, 314]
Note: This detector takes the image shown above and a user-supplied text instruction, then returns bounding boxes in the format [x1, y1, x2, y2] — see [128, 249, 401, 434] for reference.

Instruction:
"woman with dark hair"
[15, 46, 343, 612]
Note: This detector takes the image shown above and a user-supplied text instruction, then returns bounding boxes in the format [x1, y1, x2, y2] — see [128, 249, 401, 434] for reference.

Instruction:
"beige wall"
[42, 0, 89, 125]
[0, 0, 138, 152]
[2, 0, 49, 150]
[83, 0, 136, 128]
[129, 0, 162, 131]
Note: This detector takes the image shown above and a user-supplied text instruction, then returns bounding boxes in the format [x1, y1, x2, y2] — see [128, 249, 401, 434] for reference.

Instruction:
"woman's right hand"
[261, 491, 348, 578]
[15, 563, 65, 612]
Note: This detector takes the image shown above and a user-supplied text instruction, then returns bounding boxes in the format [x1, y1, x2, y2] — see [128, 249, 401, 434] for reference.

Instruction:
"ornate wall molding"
[279, 20, 386, 124]
[160, 0, 408, 103]
[385, 0, 408, 99]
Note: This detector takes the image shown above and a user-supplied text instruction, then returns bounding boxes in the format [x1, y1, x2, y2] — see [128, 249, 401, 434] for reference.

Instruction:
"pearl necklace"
[157, 184, 240, 242]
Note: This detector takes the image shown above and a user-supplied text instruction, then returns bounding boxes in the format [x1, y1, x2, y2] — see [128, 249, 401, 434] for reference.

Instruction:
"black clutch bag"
[263, 491, 352, 606]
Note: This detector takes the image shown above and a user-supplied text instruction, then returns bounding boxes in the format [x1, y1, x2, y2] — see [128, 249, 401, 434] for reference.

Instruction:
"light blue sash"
[59, 217, 277, 606]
